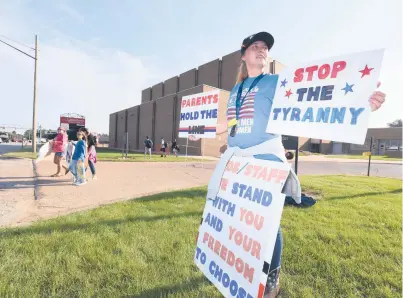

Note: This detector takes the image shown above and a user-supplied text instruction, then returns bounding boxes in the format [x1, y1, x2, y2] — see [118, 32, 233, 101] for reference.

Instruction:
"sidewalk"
[0, 158, 36, 227]
[0, 158, 214, 228]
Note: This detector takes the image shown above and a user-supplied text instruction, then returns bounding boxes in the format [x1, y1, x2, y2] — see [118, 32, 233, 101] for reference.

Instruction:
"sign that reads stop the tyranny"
[178, 90, 220, 139]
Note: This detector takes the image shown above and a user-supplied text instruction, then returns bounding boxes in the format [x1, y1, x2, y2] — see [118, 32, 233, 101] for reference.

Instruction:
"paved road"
[296, 161, 402, 179]
[0, 143, 25, 155]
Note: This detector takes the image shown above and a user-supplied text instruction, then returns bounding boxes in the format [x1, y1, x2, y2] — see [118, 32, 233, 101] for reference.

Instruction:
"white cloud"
[57, 3, 84, 22]
[0, 7, 160, 134]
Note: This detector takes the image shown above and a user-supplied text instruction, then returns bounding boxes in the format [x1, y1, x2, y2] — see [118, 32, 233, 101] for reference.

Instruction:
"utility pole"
[367, 137, 373, 177]
[32, 35, 38, 153]
[0, 34, 39, 153]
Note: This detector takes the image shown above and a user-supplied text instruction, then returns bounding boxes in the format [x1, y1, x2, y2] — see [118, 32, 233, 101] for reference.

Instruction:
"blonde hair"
[235, 57, 273, 84]
[236, 61, 248, 84]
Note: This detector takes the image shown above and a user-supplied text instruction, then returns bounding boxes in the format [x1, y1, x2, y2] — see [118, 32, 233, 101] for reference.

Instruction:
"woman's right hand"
[216, 122, 228, 135]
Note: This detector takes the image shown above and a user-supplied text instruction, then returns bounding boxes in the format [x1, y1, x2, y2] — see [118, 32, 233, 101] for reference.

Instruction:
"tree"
[387, 119, 402, 127]
[24, 130, 32, 139]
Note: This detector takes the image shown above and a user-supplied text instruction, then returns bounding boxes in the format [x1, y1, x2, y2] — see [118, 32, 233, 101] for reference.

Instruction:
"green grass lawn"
[95, 147, 206, 162]
[0, 176, 401, 297]
[2, 146, 206, 162]
[324, 154, 402, 161]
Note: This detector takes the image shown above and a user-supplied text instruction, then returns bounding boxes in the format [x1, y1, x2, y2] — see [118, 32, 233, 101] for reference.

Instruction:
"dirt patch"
[1, 159, 215, 228]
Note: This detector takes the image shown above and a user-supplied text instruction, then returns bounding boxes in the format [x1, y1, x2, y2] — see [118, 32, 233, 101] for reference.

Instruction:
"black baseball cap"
[241, 32, 274, 55]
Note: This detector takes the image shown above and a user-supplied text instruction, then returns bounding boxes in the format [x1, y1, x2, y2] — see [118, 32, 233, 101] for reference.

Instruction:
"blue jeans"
[265, 228, 282, 292]
[270, 228, 282, 271]
[88, 160, 96, 175]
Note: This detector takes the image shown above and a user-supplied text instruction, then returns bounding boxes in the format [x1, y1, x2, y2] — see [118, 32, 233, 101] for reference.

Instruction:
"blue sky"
[0, 0, 401, 134]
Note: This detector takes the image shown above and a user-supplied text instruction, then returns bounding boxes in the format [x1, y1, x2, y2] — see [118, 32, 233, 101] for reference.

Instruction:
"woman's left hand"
[370, 81, 386, 112]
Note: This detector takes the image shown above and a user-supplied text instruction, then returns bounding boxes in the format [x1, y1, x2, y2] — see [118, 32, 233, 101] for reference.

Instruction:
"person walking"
[144, 136, 153, 159]
[211, 31, 386, 297]
[50, 127, 69, 177]
[160, 137, 167, 157]
[172, 138, 179, 157]
[79, 127, 97, 179]
[87, 137, 97, 180]
[69, 130, 87, 186]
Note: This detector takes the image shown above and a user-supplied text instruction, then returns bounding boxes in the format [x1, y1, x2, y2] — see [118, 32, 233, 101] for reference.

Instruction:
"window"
[382, 139, 402, 151]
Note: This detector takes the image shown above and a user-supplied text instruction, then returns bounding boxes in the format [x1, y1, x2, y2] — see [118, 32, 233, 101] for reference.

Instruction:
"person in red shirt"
[51, 127, 69, 177]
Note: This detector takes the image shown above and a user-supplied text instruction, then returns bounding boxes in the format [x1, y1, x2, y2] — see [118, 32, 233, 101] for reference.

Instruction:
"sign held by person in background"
[178, 90, 220, 139]
[266, 49, 384, 144]
[194, 156, 291, 298]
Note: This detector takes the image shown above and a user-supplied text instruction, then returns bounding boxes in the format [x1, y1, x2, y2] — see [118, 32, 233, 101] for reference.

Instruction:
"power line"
[0, 38, 36, 60]
[0, 34, 35, 51]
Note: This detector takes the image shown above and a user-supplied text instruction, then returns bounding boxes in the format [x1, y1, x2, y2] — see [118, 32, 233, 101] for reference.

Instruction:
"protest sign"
[194, 156, 291, 298]
[178, 90, 220, 139]
[266, 49, 384, 144]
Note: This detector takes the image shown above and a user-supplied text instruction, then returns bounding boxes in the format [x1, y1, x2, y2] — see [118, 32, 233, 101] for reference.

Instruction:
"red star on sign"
[359, 65, 374, 78]
[285, 89, 293, 98]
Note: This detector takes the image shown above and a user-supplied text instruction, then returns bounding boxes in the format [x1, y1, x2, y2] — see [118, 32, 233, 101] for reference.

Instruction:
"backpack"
[145, 139, 152, 148]
[164, 141, 168, 148]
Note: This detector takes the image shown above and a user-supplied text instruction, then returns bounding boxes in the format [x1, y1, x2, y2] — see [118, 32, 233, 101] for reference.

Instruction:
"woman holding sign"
[210, 32, 386, 297]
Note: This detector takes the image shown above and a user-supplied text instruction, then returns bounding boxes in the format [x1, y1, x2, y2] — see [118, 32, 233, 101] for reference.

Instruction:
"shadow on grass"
[0, 211, 203, 239]
[134, 188, 207, 203]
[326, 188, 402, 201]
[123, 276, 211, 298]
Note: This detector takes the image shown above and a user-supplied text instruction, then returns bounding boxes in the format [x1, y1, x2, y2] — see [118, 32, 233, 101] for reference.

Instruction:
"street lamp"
[0, 35, 39, 153]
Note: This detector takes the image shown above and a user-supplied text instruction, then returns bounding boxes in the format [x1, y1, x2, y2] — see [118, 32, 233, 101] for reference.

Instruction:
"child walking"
[69, 131, 87, 186]
[88, 139, 97, 180]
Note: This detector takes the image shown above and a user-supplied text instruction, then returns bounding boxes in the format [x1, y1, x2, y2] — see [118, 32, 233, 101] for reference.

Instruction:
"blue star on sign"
[280, 78, 288, 87]
[341, 82, 354, 95]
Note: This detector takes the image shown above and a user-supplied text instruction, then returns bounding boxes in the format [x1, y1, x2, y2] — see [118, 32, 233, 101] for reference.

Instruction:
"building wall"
[197, 59, 220, 88]
[164, 76, 179, 96]
[273, 60, 285, 74]
[109, 113, 117, 148]
[319, 140, 333, 154]
[347, 127, 402, 157]
[298, 137, 311, 151]
[179, 69, 197, 92]
[151, 82, 164, 101]
[139, 101, 155, 149]
[127, 106, 139, 150]
[141, 88, 151, 104]
[221, 51, 241, 91]
[154, 94, 176, 151]
[116, 109, 127, 149]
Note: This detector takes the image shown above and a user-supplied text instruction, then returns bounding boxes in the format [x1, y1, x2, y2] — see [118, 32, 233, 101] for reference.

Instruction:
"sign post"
[295, 138, 299, 175]
[367, 137, 373, 176]
[281, 135, 299, 175]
